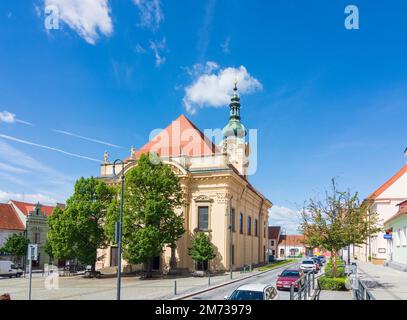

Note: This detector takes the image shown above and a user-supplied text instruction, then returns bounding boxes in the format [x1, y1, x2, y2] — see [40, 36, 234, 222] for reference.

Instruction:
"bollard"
[249, 264, 252, 272]
[174, 280, 177, 295]
[290, 283, 294, 300]
[208, 274, 211, 287]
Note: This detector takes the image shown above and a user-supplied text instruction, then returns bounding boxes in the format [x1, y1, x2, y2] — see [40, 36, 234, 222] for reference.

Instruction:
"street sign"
[27, 244, 38, 261]
[384, 234, 392, 240]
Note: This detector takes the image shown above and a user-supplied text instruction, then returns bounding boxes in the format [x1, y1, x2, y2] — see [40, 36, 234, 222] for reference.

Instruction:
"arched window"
[239, 213, 243, 234]
[247, 216, 252, 235]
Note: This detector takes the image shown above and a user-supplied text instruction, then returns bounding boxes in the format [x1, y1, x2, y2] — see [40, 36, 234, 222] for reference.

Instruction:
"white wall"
[0, 230, 22, 247]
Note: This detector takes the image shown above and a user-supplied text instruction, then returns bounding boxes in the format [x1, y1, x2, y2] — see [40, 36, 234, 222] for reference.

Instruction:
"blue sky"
[0, 1, 406, 233]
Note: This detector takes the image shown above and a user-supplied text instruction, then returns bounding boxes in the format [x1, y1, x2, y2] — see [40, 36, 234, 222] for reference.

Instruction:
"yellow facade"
[97, 152, 271, 273]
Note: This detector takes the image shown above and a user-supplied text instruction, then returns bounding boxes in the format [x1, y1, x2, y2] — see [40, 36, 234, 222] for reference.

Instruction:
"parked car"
[13, 264, 23, 277]
[312, 257, 323, 268]
[0, 261, 18, 278]
[310, 258, 321, 272]
[300, 259, 317, 273]
[276, 269, 304, 291]
[225, 284, 279, 300]
[318, 255, 326, 264]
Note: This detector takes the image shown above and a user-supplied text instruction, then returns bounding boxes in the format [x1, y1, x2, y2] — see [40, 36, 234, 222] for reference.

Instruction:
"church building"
[97, 85, 272, 273]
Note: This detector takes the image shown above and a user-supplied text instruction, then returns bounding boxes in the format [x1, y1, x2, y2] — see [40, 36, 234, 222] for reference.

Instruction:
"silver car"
[300, 259, 316, 273]
[225, 284, 279, 300]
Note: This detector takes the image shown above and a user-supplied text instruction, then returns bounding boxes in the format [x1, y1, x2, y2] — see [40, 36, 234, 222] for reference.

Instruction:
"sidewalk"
[318, 290, 352, 300]
[356, 261, 407, 300]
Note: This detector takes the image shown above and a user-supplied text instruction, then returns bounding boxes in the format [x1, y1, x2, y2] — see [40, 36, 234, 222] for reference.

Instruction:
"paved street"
[0, 262, 299, 300]
[0, 261, 300, 300]
[185, 261, 301, 300]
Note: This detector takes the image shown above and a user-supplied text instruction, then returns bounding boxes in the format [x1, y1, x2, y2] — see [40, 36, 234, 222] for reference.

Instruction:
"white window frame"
[402, 226, 407, 246]
[396, 229, 401, 247]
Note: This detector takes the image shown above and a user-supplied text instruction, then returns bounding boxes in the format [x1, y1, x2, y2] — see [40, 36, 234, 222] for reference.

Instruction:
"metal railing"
[346, 263, 375, 300]
[290, 271, 323, 300]
[352, 277, 375, 300]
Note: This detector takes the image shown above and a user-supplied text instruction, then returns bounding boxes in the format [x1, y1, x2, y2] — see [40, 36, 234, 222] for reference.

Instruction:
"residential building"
[0, 200, 62, 268]
[97, 85, 272, 273]
[353, 160, 407, 265]
[277, 235, 306, 258]
[384, 200, 407, 270]
[268, 226, 281, 258]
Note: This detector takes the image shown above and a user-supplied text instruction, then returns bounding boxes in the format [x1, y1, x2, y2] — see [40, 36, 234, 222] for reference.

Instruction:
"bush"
[325, 259, 345, 277]
[318, 276, 347, 291]
[325, 265, 345, 277]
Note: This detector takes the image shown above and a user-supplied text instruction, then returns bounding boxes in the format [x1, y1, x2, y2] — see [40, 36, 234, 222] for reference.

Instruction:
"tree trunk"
[143, 258, 153, 278]
[331, 250, 337, 278]
[169, 245, 177, 271]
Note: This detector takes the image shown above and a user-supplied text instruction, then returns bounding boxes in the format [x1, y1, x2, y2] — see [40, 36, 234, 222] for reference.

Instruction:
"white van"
[0, 261, 19, 278]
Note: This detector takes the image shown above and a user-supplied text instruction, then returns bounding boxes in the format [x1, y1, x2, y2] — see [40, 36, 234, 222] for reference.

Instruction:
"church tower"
[222, 83, 250, 178]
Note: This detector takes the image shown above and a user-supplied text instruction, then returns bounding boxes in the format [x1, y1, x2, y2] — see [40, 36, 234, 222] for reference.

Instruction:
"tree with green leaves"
[47, 177, 115, 273]
[299, 180, 381, 277]
[105, 153, 185, 277]
[0, 233, 29, 264]
[188, 232, 216, 271]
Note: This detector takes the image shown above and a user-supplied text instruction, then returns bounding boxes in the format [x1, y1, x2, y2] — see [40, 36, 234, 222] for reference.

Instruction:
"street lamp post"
[112, 159, 125, 301]
[229, 195, 233, 280]
[281, 228, 287, 260]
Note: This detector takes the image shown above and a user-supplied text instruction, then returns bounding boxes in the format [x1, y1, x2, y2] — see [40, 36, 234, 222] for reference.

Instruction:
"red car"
[276, 269, 304, 291]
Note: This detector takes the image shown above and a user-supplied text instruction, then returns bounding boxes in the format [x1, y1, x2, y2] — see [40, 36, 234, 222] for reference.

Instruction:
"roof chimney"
[404, 147, 407, 162]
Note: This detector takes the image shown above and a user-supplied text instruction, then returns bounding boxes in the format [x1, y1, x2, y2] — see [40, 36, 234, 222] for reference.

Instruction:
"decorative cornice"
[194, 195, 214, 203]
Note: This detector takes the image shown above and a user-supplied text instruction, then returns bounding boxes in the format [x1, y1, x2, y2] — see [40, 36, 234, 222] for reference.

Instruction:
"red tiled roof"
[268, 226, 281, 239]
[10, 200, 56, 217]
[131, 114, 220, 159]
[278, 234, 305, 246]
[0, 203, 24, 231]
[368, 165, 407, 200]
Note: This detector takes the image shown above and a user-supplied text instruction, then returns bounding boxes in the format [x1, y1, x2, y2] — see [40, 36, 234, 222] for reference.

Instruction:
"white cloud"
[53, 129, 124, 148]
[183, 62, 263, 114]
[133, 0, 164, 31]
[221, 37, 231, 54]
[0, 139, 74, 202]
[0, 110, 32, 125]
[0, 140, 72, 182]
[44, 0, 113, 45]
[149, 38, 167, 67]
[0, 162, 29, 174]
[0, 190, 58, 205]
[0, 134, 101, 163]
[268, 205, 302, 234]
[135, 43, 147, 54]
[0, 111, 15, 123]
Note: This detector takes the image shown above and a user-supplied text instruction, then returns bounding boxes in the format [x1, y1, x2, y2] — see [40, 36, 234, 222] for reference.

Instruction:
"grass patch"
[317, 276, 347, 291]
[257, 259, 295, 271]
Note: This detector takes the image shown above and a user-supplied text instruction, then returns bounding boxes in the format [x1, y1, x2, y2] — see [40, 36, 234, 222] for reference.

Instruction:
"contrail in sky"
[0, 134, 102, 163]
[53, 129, 125, 149]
